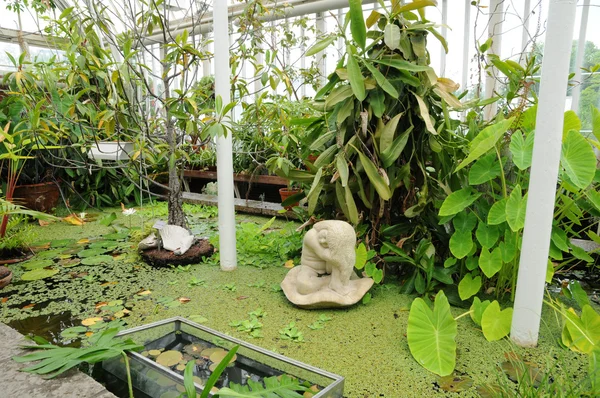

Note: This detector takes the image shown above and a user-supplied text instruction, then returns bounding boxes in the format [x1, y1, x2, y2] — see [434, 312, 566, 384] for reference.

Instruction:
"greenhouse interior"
[0, 0, 599, 397]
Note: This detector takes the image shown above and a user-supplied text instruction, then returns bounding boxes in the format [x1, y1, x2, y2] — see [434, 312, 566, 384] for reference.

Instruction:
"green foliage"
[216, 374, 306, 397]
[279, 322, 304, 343]
[13, 328, 143, 379]
[407, 291, 457, 376]
[229, 316, 263, 339]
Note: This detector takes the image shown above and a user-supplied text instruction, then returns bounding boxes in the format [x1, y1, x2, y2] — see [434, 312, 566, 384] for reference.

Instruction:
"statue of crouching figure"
[281, 220, 374, 309]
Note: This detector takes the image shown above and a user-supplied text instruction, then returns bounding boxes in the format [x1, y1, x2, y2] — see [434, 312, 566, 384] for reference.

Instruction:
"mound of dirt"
[140, 239, 214, 267]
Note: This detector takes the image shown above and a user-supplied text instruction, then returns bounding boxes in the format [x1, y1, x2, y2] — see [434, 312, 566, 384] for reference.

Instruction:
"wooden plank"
[183, 170, 288, 186]
[182, 192, 298, 219]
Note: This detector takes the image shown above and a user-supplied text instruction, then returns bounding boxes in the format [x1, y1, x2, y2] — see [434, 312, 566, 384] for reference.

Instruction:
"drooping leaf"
[363, 61, 399, 99]
[381, 128, 411, 168]
[372, 58, 432, 72]
[348, 0, 367, 49]
[561, 129, 596, 190]
[452, 211, 478, 233]
[344, 184, 359, 224]
[509, 131, 534, 170]
[439, 188, 481, 217]
[413, 93, 437, 135]
[379, 113, 402, 151]
[563, 110, 581, 136]
[468, 153, 501, 185]
[384, 24, 401, 51]
[325, 85, 354, 109]
[306, 35, 336, 56]
[346, 49, 366, 101]
[478, 247, 503, 278]
[458, 273, 482, 301]
[355, 147, 392, 200]
[407, 291, 457, 376]
[455, 118, 515, 172]
[481, 301, 513, 341]
[505, 185, 527, 232]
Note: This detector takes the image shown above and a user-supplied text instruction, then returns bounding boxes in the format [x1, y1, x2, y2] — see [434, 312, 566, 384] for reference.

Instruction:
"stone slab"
[0, 322, 117, 398]
[182, 192, 299, 219]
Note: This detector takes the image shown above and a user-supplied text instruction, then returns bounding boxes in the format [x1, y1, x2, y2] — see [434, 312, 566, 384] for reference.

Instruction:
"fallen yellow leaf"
[82, 317, 103, 326]
[284, 260, 295, 269]
[178, 297, 191, 304]
[85, 332, 94, 337]
[63, 214, 84, 226]
[77, 238, 90, 245]
[138, 290, 152, 295]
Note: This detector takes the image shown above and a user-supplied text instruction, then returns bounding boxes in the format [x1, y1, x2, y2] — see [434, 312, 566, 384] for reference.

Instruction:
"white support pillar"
[316, 12, 326, 85]
[202, 33, 211, 78]
[510, 0, 577, 347]
[461, 0, 471, 121]
[484, 0, 504, 121]
[571, 0, 590, 113]
[214, 0, 237, 271]
[440, 0, 448, 75]
[520, 0, 531, 64]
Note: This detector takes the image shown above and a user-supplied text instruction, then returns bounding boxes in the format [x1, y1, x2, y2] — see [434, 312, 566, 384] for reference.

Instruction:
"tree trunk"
[166, 119, 186, 229]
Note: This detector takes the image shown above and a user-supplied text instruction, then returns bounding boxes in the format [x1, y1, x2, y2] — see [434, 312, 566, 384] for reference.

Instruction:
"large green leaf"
[346, 50, 366, 101]
[21, 259, 54, 270]
[455, 117, 514, 172]
[505, 185, 527, 232]
[509, 130, 534, 170]
[458, 273, 482, 301]
[439, 188, 481, 217]
[355, 147, 392, 200]
[481, 301, 513, 341]
[469, 297, 491, 327]
[475, 222, 499, 249]
[452, 211, 477, 232]
[324, 85, 353, 109]
[372, 58, 432, 72]
[348, 0, 367, 49]
[336, 153, 349, 187]
[592, 106, 600, 141]
[384, 24, 401, 51]
[449, 230, 473, 259]
[378, 113, 402, 151]
[561, 129, 596, 190]
[344, 184, 359, 224]
[488, 198, 507, 225]
[563, 110, 581, 136]
[81, 255, 114, 266]
[407, 291, 457, 376]
[306, 35, 336, 56]
[564, 305, 600, 354]
[381, 127, 411, 168]
[468, 153, 501, 185]
[363, 60, 399, 98]
[21, 268, 59, 281]
[478, 247, 503, 278]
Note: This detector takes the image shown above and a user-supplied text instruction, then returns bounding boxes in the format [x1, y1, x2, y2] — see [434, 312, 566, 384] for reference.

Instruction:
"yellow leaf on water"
[284, 260, 295, 269]
[138, 290, 152, 295]
[85, 332, 94, 337]
[77, 238, 90, 245]
[82, 317, 103, 326]
[63, 214, 84, 226]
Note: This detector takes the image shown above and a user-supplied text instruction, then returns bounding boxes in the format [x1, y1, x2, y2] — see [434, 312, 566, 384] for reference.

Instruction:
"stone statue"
[281, 220, 374, 308]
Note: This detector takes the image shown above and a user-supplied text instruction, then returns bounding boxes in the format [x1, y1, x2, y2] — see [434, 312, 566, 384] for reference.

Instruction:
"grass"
[0, 204, 594, 397]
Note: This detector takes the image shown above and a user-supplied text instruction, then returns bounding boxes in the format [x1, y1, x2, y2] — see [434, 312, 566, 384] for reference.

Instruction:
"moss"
[0, 206, 592, 397]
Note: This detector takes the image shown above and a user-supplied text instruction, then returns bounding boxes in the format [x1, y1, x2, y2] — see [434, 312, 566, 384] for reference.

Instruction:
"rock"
[159, 225, 195, 255]
[281, 220, 374, 309]
[138, 233, 159, 250]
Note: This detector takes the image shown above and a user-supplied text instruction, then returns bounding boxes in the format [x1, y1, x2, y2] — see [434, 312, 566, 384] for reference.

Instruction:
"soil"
[140, 239, 214, 267]
[0, 249, 33, 265]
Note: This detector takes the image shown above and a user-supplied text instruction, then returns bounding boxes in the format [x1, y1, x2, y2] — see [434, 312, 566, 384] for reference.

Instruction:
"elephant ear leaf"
[407, 291, 457, 376]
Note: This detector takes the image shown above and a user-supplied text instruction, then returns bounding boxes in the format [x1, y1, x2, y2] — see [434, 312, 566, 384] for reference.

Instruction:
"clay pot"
[0, 266, 13, 289]
[279, 188, 302, 211]
[13, 181, 60, 213]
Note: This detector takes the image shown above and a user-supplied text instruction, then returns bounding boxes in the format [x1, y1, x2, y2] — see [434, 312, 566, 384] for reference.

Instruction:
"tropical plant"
[13, 328, 143, 398]
[275, 0, 465, 287]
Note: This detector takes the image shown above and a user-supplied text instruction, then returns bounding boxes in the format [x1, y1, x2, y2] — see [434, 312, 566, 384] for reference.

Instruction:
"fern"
[216, 374, 306, 397]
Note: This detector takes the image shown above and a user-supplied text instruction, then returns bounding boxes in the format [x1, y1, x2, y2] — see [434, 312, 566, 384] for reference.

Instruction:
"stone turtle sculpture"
[281, 220, 374, 308]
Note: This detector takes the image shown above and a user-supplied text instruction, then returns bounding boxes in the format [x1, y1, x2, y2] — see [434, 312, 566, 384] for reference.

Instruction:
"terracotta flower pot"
[13, 181, 60, 213]
[279, 188, 302, 211]
[0, 266, 13, 290]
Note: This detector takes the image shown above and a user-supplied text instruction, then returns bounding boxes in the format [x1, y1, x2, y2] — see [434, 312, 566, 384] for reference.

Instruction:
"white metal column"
[440, 0, 448, 75]
[484, 0, 504, 121]
[316, 12, 326, 85]
[214, 0, 237, 271]
[520, 0, 531, 64]
[571, 0, 590, 113]
[510, 0, 577, 347]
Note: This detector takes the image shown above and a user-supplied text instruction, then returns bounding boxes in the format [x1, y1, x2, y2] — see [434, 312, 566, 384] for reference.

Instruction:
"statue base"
[281, 266, 374, 309]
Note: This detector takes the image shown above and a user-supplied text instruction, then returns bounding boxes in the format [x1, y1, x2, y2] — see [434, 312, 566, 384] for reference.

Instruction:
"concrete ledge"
[0, 323, 117, 398]
[183, 192, 300, 219]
